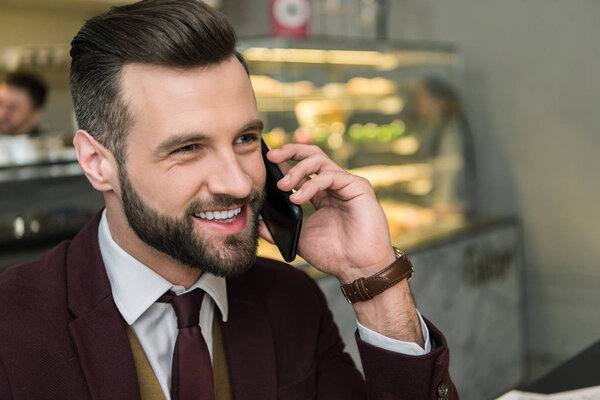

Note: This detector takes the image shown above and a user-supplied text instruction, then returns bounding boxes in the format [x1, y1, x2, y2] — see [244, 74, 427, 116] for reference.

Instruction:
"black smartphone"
[260, 138, 303, 262]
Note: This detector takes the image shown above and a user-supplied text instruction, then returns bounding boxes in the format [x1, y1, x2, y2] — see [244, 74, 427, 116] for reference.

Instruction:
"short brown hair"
[4, 72, 47, 109]
[70, 0, 237, 164]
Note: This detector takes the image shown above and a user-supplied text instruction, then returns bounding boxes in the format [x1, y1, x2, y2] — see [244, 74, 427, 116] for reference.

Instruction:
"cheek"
[242, 153, 266, 188]
[125, 164, 198, 214]
[12, 107, 29, 122]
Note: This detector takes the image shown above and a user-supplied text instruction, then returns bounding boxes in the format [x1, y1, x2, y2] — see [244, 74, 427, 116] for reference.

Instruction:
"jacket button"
[437, 381, 449, 400]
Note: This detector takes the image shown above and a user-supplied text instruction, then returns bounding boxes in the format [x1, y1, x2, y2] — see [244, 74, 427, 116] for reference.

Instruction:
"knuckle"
[358, 175, 370, 185]
[356, 175, 373, 187]
[309, 144, 325, 155]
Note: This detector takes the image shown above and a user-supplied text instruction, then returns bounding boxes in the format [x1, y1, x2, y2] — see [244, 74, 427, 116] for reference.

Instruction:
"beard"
[118, 168, 265, 278]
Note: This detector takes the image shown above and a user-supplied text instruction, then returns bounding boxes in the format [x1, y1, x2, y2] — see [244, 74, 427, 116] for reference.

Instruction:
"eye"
[235, 133, 259, 145]
[172, 144, 198, 154]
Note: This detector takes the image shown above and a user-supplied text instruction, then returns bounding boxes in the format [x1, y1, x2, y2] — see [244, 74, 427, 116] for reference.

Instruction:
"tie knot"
[159, 289, 205, 329]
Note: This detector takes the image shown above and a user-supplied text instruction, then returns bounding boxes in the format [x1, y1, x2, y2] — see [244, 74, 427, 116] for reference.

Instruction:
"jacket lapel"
[66, 212, 141, 400]
[221, 273, 278, 400]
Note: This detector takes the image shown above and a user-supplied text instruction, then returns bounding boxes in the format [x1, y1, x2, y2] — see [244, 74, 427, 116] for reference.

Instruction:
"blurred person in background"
[411, 77, 476, 217]
[0, 71, 47, 136]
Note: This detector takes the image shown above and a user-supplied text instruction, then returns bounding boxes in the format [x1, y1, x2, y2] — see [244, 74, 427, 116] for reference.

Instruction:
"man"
[0, 1, 458, 399]
[0, 72, 47, 136]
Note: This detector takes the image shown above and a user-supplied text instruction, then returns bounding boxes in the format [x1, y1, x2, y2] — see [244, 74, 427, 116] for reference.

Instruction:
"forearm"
[337, 248, 424, 347]
[352, 280, 424, 347]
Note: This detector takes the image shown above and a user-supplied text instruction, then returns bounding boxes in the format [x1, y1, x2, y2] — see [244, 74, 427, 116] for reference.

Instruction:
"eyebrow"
[240, 119, 264, 134]
[153, 119, 264, 156]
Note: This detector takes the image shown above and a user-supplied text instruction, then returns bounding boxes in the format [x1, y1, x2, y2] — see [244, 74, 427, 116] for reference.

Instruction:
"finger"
[267, 144, 343, 172]
[290, 170, 371, 204]
[263, 145, 307, 190]
[277, 154, 325, 192]
[262, 141, 293, 175]
[276, 161, 292, 175]
[258, 220, 275, 244]
[278, 171, 311, 193]
[275, 160, 309, 191]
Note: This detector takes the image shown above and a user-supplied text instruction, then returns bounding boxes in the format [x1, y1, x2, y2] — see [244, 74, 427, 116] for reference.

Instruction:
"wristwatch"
[340, 247, 414, 304]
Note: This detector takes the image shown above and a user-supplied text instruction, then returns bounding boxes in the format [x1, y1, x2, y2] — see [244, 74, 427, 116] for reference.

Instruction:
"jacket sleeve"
[307, 271, 459, 399]
[257, 258, 458, 399]
[304, 271, 368, 400]
[357, 318, 459, 400]
[0, 356, 13, 400]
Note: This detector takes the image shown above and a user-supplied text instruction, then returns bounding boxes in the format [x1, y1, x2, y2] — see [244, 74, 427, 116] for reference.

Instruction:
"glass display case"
[0, 38, 476, 268]
[238, 37, 476, 263]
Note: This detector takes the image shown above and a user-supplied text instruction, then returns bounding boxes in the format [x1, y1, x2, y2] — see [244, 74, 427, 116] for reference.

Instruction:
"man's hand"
[258, 144, 423, 345]
[261, 144, 394, 282]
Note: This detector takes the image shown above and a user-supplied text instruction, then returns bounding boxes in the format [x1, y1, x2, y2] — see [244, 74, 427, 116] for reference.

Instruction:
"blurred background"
[1, 0, 599, 398]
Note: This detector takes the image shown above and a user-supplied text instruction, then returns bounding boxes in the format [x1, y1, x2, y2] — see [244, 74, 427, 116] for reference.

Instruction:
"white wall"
[0, 8, 91, 48]
[387, 0, 600, 380]
[0, 6, 98, 133]
[227, 0, 600, 382]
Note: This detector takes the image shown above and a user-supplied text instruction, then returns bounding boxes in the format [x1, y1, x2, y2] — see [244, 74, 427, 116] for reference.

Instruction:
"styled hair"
[70, 0, 238, 164]
[4, 72, 47, 109]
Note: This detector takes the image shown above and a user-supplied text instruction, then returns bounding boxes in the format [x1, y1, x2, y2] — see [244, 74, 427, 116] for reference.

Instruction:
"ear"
[73, 130, 119, 192]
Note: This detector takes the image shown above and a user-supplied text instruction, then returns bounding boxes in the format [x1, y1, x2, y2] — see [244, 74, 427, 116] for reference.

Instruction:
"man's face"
[0, 83, 41, 135]
[115, 58, 266, 277]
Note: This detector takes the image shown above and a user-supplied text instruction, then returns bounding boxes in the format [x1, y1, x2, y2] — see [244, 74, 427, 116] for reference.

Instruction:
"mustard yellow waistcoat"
[126, 316, 232, 400]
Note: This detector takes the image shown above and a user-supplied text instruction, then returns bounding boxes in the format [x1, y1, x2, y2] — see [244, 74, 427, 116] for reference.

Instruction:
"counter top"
[0, 160, 82, 183]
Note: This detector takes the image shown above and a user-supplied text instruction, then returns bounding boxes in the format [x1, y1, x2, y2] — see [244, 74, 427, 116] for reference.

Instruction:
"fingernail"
[292, 189, 302, 198]
[281, 174, 291, 182]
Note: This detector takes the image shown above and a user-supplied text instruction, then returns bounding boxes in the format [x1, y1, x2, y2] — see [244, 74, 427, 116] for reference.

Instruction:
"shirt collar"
[97, 210, 228, 325]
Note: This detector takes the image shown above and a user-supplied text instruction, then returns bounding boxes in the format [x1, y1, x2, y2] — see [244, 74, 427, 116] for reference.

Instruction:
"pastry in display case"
[238, 38, 476, 263]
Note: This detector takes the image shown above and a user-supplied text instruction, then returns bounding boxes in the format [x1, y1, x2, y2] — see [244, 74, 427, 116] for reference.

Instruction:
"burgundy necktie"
[159, 289, 215, 400]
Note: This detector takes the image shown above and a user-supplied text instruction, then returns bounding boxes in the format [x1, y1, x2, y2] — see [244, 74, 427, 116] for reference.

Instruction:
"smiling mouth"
[193, 206, 243, 223]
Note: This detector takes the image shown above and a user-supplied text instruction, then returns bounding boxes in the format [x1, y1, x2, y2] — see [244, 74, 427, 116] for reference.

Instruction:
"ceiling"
[0, 0, 223, 13]
[0, 0, 136, 13]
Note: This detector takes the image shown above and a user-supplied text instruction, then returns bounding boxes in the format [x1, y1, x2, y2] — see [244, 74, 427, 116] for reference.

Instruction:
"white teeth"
[195, 207, 242, 221]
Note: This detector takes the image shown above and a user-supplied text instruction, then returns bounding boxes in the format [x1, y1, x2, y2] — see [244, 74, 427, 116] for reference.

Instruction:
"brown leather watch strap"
[340, 247, 413, 304]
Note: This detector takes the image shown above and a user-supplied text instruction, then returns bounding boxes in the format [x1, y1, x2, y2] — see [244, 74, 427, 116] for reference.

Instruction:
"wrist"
[340, 247, 412, 304]
[337, 248, 397, 284]
[353, 280, 424, 345]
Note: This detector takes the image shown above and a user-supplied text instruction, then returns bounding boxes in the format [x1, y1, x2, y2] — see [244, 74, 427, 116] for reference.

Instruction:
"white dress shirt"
[97, 210, 430, 399]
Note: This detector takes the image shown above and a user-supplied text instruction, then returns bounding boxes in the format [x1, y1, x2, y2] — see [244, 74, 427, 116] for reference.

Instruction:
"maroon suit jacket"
[0, 213, 457, 399]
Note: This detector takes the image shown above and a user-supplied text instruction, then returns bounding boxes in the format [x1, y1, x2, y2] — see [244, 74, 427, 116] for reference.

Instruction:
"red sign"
[270, 0, 311, 38]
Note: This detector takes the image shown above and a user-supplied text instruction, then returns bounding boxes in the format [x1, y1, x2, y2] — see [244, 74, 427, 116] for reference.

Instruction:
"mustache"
[186, 187, 265, 213]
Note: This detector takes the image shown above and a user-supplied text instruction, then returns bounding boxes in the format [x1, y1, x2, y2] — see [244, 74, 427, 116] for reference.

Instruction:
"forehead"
[0, 83, 33, 106]
[121, 59, 254, 112]
[119, 58, 258, 143]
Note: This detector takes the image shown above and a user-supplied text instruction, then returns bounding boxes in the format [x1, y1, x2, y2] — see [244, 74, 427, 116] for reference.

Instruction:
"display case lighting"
[243, 47, 458, 70]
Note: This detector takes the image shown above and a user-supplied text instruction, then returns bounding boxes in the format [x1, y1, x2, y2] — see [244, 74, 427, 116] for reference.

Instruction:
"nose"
[206, 149, 253, 200]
